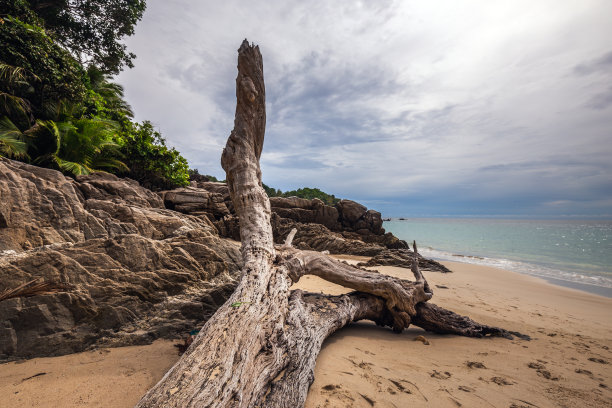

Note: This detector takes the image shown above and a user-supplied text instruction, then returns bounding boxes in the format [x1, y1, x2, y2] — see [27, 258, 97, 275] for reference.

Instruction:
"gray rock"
[336, 199, 367, 224]
[0, 158, 242, 361]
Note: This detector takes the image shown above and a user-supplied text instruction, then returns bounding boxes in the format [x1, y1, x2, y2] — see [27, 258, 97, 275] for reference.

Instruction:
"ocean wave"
[420, 247, 612, 289]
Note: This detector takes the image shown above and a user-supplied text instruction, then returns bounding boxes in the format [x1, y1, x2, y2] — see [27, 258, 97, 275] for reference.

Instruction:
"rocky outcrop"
[166, 181, 405, 250]
[172, 181, 391, 242]
[271, 214, 384, 256]
[0, 158, 446, 361]
[358, 248, 452, 273]
[0, 158, 241, 361]
[269, 197, 340, 231]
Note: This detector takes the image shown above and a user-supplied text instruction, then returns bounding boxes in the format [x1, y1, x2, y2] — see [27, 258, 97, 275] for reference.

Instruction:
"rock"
[160, 187, 230, 220]
[271, 214, 384, 256]
[0, 158, 444, 361]
[0, 158, 242, 361]
[269, 197, 340, 230]
[357, 248, 451, 273]
[363, 210, 383, 234]
[269, 196, 312, 209]
[76, 172, 164, 208]
[336, 199, 367, 224]
[193, 181, 230, 196]
[0, 159, 195, 251]
[414, 335, 430, 345]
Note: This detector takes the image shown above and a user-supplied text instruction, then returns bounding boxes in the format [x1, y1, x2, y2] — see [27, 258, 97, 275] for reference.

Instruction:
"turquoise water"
[384, 218, 612, 296]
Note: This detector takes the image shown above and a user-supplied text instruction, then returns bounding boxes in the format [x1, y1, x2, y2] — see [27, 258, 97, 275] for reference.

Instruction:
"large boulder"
[0, 159, 193, 251]
[0, 158, 241, 361]
[363, 209, 384, 234]
[160, 187, 231, 220]
[269, 197, 340, 230]
[335, 199, 384, 236]
[336, 199, 367, 224]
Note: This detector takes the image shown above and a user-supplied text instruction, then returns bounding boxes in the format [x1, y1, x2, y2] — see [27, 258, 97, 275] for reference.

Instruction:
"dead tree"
[135, 40, 525, 408]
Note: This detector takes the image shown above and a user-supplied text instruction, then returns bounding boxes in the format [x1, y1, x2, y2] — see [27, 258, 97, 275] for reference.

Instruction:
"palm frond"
[0, 63, 40, 85]
[55, 157, 93, 176]
[0, 91, 31, 120]
[91, 157, 129, 172]
[0, 117, 28, 158]
[0, 278, 73, 302]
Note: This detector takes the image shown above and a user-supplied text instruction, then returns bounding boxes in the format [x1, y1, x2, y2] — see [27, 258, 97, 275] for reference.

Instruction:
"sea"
[383, 218, 612, 298]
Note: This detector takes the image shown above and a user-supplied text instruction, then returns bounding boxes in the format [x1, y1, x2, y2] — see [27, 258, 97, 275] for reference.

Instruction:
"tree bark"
[135, 40, 525, 408]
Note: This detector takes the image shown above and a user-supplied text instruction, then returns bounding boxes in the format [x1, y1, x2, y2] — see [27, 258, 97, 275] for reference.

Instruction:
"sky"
[116, 0, 612, 218]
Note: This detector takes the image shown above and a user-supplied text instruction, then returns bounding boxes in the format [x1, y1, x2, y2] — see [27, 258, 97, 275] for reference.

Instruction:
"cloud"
[586, 86, 612, 110]
[574, 50, 612, 76]
[117, 0, 612, 217]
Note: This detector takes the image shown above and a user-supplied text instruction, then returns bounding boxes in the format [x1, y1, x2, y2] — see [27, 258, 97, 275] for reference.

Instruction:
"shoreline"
[422, 248, 612, 298]
[1, 259, 610, 407]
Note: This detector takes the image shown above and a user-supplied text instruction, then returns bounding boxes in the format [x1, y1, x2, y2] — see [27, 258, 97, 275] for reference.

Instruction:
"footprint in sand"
[490, 376, 515, 386]
[527, 362, 559, 381]
[466, 361, 487, 369]
[575, 368, 593, 378]
[358, 393, 375, 406]
[430, 370, 452, 379]
[386, 378, 430, 402]
[388, 379, 412, 395]
[588, 357, 609, 364]
[320, 384, 355, 406]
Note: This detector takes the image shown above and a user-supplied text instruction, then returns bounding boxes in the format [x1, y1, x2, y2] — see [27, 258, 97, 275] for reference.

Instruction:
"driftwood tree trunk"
[136, 40, 524, 408]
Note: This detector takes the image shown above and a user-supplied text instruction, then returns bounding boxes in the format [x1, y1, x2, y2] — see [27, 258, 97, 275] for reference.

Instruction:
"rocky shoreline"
[0, 158, 447, 361]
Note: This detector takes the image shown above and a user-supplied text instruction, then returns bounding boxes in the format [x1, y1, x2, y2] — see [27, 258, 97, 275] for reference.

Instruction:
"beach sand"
[1, 259, 610, 407]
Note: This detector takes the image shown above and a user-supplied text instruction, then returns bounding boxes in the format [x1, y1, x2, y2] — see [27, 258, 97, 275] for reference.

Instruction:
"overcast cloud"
[117, 0, 612, 217]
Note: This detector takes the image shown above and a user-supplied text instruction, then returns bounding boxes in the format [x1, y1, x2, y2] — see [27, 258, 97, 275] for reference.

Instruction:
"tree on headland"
[136, 40, 526, 407]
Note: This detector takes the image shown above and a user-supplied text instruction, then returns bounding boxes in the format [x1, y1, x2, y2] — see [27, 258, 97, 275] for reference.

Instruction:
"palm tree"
[51, 116, 128, 175]
[0, 114, 127, 175]
[86, 66, 134, 119]
[0, 63, 36, 158]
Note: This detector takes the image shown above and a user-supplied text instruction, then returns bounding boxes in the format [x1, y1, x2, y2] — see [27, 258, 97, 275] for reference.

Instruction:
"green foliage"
[0, 16, 87, 123]
[1, 0, 146, 74]
[117, 121, 189, 190]
[0, 114, 127, 176]
[262, 183, 282, 197]
[0, 116, 27, 158]
[52, 117, 126, 175]
[0, 1, 195, 188]
[83, 65, 133, 121]
[188, 168, 220, 182]
[282, 187, 340, 205]
[262, 184, 340, 205]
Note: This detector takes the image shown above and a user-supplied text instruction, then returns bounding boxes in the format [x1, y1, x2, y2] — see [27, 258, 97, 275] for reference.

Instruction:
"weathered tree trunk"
[135, 40, 525, 408]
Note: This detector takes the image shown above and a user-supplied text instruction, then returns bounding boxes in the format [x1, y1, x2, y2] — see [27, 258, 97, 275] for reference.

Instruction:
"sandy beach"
[1, 259, 610, 407]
